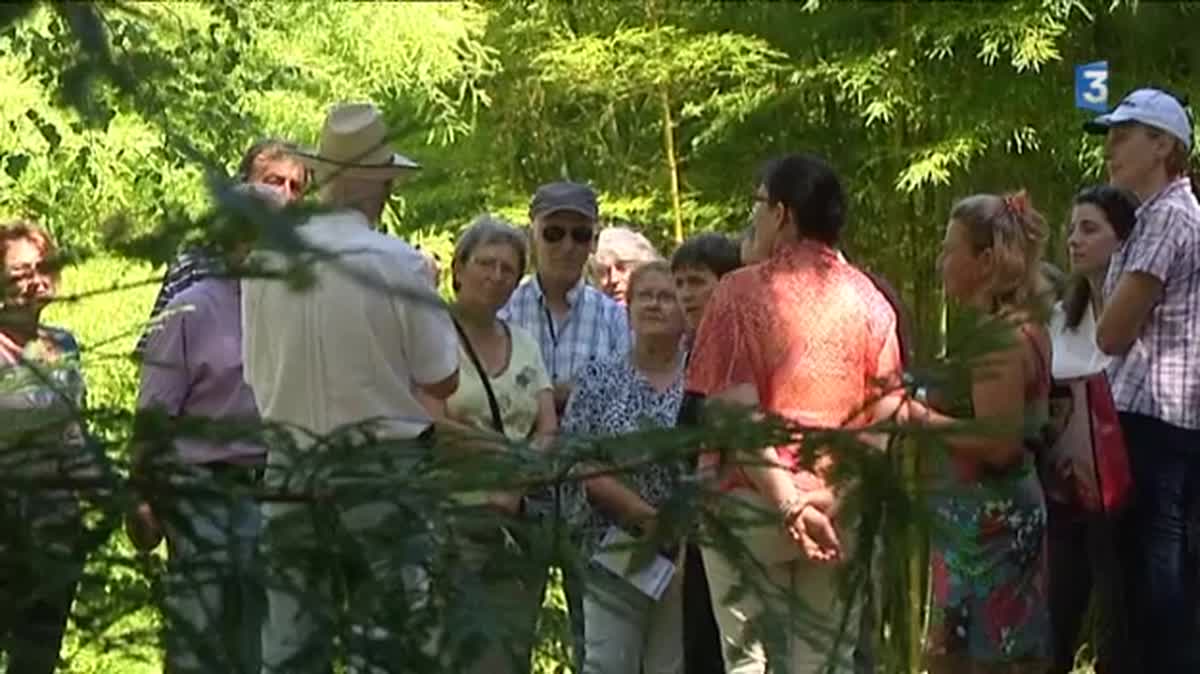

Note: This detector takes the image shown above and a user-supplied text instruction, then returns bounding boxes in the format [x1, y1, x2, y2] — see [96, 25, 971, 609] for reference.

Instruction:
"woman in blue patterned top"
[562, 260, 688, 674]
[0, 220, 94, 674]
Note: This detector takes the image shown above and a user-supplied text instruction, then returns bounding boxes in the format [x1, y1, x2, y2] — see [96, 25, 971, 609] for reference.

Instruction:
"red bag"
[1042, 372, 1132, 514]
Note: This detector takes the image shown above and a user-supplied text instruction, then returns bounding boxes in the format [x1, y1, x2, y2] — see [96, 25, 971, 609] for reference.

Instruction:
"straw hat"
[292, 102, 421, 182]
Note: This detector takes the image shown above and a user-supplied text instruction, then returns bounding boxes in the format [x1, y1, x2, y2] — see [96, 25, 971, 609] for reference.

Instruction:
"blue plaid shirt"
[499, 275, 630, 387]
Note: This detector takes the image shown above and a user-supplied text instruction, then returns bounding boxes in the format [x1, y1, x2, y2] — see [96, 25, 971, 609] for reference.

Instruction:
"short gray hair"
[596, 226, 658, 262]
[453, 214, 529, 288]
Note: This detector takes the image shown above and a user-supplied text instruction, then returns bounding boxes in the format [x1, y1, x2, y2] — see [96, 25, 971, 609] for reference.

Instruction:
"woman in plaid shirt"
[1086, 86, 1200, 673]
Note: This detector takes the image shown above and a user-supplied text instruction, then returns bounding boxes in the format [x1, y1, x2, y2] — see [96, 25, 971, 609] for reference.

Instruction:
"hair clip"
[1003, 191, 1029, 218]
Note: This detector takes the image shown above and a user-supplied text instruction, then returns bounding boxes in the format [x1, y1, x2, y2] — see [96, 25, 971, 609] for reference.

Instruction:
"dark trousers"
[683, 544, 724, 674]
[0, 492, 85, 674]
[1044, 500, 1130, 674]
[1117, 412, 1200, 674]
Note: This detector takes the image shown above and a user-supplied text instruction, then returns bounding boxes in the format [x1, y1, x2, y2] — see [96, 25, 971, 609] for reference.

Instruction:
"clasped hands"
[780, 471, 841, 564]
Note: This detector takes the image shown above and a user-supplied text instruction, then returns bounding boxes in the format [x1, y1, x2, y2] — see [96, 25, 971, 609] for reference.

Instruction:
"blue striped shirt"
[499, 275, 630, 386]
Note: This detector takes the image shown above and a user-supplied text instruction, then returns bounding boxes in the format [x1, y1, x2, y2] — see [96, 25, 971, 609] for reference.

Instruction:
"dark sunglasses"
[542, 225, 593, 245]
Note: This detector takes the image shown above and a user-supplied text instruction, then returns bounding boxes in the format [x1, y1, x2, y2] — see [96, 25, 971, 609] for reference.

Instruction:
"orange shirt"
[685, 239, 901, 491]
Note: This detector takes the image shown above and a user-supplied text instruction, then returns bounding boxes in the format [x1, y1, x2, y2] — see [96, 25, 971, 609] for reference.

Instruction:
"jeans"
[1044, 500, 1130, 674]
[159, 464, 264, 674]
[0, 490, 85, 674]
[582, 556, 684, 674]
[1117, 412, 1200, 673]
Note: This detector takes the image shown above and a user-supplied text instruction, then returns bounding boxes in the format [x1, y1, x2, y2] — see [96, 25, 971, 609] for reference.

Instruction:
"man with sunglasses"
[498, 181, 629, 671]
[500, 181, 630, 416]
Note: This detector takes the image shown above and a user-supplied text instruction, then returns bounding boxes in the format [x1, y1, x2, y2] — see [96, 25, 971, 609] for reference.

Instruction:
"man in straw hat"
[242, 102, 460, 674]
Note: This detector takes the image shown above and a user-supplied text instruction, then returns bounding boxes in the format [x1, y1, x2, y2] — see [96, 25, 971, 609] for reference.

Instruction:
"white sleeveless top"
[1047, 302, 1112, 380]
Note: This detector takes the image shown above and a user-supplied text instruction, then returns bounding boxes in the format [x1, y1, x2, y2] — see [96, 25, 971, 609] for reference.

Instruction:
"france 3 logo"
[1075, 61, 1109, 112]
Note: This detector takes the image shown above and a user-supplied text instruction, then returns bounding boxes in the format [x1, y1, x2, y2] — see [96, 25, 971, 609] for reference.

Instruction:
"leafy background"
[2, 0, 1198, 671]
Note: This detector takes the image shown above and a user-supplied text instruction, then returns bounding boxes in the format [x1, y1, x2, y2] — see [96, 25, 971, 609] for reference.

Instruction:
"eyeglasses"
[542, 225, 593, 245]
[631, 289, 679, 305]
[469, 256, 520, 278]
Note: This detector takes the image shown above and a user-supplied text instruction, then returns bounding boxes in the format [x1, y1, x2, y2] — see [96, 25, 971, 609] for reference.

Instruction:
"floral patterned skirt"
[925, 451, 1052, 668]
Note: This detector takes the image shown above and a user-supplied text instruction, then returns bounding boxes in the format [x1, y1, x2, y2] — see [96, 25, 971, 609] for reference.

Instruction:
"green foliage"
[8, 1, 1199, 671]
[41, 257, 160, 674]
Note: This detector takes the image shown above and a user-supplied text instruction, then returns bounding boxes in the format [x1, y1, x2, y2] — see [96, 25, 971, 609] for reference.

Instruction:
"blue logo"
[1075, 61, 1109, 112]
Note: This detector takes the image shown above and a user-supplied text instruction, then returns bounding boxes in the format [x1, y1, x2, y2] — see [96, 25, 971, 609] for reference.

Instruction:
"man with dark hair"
[136, 139, 309, 353]
[670, 231, 741, 674]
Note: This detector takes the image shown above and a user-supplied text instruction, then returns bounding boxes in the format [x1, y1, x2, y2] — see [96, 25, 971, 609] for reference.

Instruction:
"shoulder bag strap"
[453, 317, 505, 435]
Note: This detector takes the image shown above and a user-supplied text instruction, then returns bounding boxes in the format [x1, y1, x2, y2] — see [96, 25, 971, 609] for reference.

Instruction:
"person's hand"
[788, 505, 841, 564]
[414, 246, 441, 287]
[636, 514, 658, 540]
[125, 501, 163, 553]
[552, 383, 573, 414]
[487, 491, 523, 516]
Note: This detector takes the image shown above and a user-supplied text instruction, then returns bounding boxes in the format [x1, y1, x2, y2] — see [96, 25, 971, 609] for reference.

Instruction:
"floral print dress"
[925, 326, 1052, 668]
[559, 349, 686, 553]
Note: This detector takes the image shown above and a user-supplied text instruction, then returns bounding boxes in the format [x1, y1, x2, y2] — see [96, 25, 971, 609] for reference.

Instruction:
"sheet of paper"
[591, 525, 676, 601]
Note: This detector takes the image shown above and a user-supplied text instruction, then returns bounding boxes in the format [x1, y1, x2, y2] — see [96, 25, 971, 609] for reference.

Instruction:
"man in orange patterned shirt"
[686, 154, 901, 674]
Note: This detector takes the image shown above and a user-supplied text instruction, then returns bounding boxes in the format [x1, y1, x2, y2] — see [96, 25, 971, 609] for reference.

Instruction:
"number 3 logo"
[1075, 61, 1109, 112]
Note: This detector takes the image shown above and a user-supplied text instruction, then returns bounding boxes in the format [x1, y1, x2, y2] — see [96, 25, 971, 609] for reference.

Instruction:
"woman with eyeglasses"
[0, 220, 99, 674]
[420, 215, 557, 674]
[562, 260, 689, 674]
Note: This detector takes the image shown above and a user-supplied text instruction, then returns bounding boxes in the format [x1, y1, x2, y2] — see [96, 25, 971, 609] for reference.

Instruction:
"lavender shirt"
[138, 278, 264, 465]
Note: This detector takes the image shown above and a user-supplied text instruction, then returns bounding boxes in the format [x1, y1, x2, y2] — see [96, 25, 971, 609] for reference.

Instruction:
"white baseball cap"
[1084, 87, 1193, 151]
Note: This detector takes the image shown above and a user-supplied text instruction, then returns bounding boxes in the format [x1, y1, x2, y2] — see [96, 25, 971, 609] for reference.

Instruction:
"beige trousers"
[702, 488, 859, 674]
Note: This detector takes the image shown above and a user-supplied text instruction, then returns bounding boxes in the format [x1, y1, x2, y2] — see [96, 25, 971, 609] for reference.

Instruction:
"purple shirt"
[138, 278, 264, 464]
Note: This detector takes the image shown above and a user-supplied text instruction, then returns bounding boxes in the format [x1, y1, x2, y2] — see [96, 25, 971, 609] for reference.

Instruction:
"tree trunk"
[660, 87, 685, 243]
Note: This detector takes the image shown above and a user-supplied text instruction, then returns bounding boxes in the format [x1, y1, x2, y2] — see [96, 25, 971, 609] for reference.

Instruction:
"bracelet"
[778, 495, 807, 526]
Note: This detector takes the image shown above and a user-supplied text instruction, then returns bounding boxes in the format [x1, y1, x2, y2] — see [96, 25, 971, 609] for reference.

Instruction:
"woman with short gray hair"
[421, 214, 556, 674]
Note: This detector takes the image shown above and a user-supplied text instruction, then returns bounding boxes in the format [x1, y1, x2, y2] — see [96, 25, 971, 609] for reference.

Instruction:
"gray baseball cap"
[1084, 88, 1193, 151]
[530, 181, 599, 221]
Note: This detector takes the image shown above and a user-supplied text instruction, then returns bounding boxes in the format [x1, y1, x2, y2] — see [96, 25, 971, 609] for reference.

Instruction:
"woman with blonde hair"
[908, 191, 1053, 673]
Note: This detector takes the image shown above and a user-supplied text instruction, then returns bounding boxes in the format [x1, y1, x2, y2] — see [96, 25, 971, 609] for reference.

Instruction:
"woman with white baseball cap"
[1085, 86, 1200, 673]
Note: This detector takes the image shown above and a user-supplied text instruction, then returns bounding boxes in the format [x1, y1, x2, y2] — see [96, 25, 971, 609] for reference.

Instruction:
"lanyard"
[543, 305, 560, 384]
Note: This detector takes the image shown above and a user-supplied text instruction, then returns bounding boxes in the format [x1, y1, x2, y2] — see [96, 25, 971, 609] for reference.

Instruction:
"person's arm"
[909, 336, 1030, 468]
[402, 278, 460, 401]
[584, 475, 659, 533]
[129, 300, 196, 552]
[1096, 220, 1177, 355]
[1096, 272, 1162, 355]
[415, 388, 500, 452]
[532, 388, 557, 450]
[135, 302, 194, 464]
[552, 382, 573, 414]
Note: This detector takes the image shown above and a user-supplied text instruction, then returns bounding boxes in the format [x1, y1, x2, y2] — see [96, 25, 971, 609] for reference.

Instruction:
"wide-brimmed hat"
[292, 102, 421, 182]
